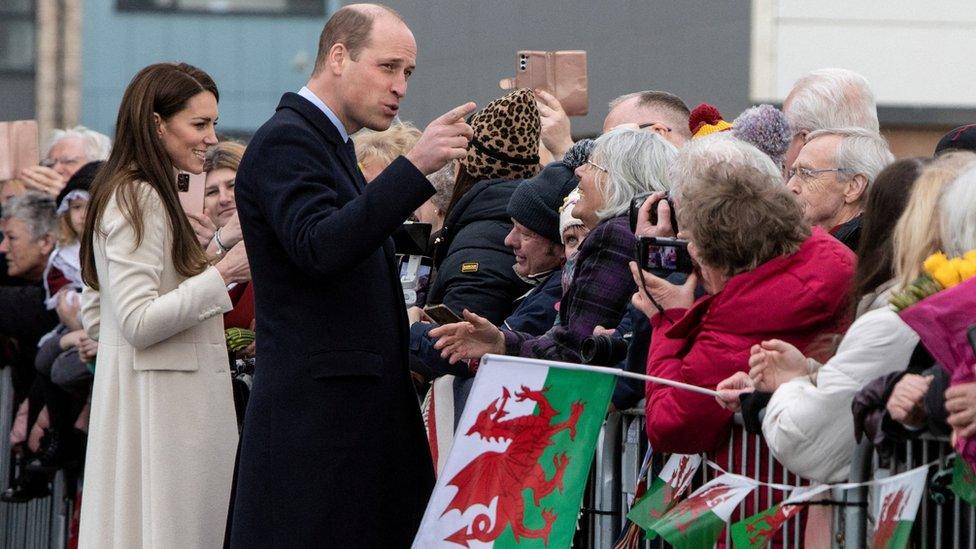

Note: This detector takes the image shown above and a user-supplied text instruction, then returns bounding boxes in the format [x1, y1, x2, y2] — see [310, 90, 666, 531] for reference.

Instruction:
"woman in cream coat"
[78, 63, 250, 548]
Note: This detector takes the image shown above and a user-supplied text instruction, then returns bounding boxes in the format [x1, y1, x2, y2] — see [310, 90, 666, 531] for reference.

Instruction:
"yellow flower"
[924, 252, 950, 277]
[960, 259, 976, 281]
[934, 261, 963, 288]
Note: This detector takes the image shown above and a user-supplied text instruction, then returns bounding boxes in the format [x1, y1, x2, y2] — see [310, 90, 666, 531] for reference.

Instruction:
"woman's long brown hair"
[81, 63, 215, 290]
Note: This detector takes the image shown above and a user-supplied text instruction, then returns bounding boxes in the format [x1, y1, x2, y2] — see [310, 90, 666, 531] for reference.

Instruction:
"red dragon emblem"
[873, 489, 908, 548]
[650, 456, 699, 519]
[667, 484, 736, 534]
[441, 385, 584, 547]
[744, 505, 795, 545]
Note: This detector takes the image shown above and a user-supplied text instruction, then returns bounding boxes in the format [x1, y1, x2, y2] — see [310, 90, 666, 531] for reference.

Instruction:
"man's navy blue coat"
[229, 93, 436, 547]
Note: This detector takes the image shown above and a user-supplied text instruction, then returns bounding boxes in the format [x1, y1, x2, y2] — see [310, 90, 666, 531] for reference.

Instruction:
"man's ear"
[328, 43, 348, 75]
[844, 173, 869, 204]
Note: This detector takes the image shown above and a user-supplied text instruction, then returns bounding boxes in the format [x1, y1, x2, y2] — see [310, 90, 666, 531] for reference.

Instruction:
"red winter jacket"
[644, 227, 856, 459]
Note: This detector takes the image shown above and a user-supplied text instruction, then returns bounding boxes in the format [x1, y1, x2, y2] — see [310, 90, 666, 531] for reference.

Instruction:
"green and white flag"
[413, 355, 616, 548]
[871, 465, 929, 549]
[730, 485, 829, 549]
[627, 454, 702, 536]
[951, 457, 976, 507]
[647, 474, 757, 548]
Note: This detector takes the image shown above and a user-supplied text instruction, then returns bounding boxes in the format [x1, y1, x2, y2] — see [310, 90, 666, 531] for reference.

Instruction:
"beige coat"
[78, 182, 237, 548]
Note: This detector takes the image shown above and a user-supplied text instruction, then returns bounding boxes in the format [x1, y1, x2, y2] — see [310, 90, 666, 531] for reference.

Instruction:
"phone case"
[0, 120, 40, 181]
[177, 172, 207, 216]
[514, 50, 588, 116]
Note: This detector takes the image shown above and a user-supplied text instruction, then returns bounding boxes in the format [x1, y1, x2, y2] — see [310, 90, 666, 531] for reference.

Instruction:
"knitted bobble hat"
[689, 103, 732, 138]
[935, 124, 976, 156]
[558, 187, 585, 239]
[507, 161, 578, 243]
[462, 88, 542, 182]
[732, 104, 792, 165]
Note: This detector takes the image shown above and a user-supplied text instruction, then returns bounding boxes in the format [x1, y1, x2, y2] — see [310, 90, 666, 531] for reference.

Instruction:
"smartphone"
[423, 304, 463, 325]
[177, 172, 206, 217]
[0, 120, 40, 181]
[393, 222, 432, 256]
[514, 50, 588, 116]
[635, 236, 694, 274]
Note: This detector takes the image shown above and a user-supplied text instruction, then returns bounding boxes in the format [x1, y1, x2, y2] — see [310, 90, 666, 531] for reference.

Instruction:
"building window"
[0, 0, 35, 72]
[117, 0, 324, 16]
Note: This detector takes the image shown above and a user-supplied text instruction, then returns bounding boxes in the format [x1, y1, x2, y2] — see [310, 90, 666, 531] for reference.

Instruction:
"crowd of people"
[1, 2, 975, 547]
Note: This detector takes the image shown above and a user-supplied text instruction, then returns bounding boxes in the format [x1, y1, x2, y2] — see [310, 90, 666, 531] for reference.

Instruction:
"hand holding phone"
[501, 50, 588, 117]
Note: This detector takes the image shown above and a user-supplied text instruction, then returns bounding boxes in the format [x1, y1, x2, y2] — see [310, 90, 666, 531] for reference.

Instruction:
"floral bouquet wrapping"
[892, 252, 976, 465]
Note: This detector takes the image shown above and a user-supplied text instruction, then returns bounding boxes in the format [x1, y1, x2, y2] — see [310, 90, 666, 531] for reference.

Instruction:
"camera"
[629, 192, 678, 234]
[635, 236, 694, 274]
[580, 334, 630, 367]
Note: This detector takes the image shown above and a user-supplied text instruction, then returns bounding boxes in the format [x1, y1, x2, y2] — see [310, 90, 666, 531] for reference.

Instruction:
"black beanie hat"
[506, 161, 579, 243]
[56, 160, 102, 211]
[935, 124, 976, 156]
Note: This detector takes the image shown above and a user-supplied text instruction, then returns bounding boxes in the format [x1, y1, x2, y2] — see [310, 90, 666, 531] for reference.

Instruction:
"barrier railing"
[0, 366, 71, 549]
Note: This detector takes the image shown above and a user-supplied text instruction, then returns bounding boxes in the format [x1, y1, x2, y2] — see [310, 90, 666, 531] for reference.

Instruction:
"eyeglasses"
[586, 159, 608, 173]
[787, 166, 853, 182]
[638, 121, 672, 133]
[40, 156, 83, 169]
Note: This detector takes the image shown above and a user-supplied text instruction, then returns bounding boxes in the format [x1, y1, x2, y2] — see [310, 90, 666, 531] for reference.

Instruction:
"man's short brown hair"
[678, 162, 809, 276]
[312, 4, 403, 75]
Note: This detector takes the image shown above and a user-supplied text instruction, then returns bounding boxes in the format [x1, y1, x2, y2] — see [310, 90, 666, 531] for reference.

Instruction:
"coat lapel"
[275, 93, 365, 194]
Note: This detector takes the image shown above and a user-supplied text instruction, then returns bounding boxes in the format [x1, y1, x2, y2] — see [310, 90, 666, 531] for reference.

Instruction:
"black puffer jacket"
[427, 178, 531, 325]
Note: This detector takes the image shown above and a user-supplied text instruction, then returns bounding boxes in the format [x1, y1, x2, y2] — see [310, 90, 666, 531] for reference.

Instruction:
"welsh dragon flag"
[627, 454, 702, 537]
[871, 465, 929, 549]
[647, 474, 757, 548]
[413, 355, 616, 548]
[730, 485, 829, 549]
[952, 456, 976, 506]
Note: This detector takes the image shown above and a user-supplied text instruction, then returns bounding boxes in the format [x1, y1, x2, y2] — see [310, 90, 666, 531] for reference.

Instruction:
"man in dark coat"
[229, 4, 474, 547]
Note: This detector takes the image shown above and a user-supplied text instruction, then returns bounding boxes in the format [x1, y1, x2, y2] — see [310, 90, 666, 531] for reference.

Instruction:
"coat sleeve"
[762, 308, 919, 482]
[503, 220, 634, 362]
[102, 185, 232, 350]
[0, 285, 56, 343]
[81, 286, 100, 341]
[643, 311, 742, 454]
[250, 126, 433, 278]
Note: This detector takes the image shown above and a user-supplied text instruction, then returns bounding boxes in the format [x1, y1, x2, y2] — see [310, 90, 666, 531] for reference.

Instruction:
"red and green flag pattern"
[871, 465, 928, 549]
[951, 457, 976, 507]
[647, 474, 757, 549]
[627, 453, 701, 537]
[413, 355, 616, 548]
[730, 485, 829, 549]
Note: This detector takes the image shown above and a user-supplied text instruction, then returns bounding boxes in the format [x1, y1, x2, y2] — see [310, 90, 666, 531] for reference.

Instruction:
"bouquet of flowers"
[892, 251, 976, 465]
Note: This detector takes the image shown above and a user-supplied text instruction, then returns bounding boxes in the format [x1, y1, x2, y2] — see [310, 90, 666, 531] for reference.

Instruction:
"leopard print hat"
[461, 88, 542, 182]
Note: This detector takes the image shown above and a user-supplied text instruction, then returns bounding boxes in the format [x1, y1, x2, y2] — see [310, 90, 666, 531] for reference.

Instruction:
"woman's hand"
[19, 166, 66, 197]
[886, 374, 933, 428]
[633, 191, 676, 239]
[748, 339, 808, 392]
[535, 90, 573, 160]
[78, 333, 98, 363]
[217, 211, 244, 249]
[715, 371, 755, 413]
[56, 289, 83, 331]
[59, 329, 86, 351]
[946, 382, 976, 439]
[629, 261, 696, 317]
[187, 210, 218, 247]
[216, 243, 251, 285]
[430, 309, 505, 364]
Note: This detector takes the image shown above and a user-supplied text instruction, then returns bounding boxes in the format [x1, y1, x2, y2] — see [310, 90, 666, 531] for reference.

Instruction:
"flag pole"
[481, 354, 720, 398]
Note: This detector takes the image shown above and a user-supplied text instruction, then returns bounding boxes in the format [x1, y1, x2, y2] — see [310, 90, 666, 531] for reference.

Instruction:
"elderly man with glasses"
[19, 126, 111, 197]
[787, 127, 894, 250]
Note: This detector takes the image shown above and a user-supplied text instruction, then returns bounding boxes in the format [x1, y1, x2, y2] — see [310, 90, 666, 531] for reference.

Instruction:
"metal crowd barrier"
[841, 435, 976, 549]
[585, 408, 806, 548]
[0, 366, 71, 549]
